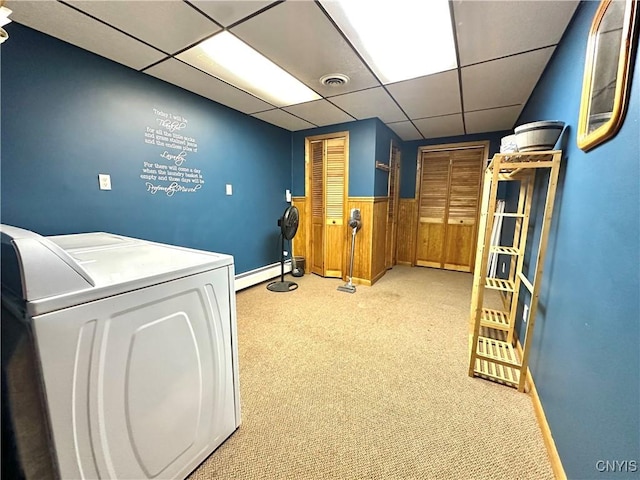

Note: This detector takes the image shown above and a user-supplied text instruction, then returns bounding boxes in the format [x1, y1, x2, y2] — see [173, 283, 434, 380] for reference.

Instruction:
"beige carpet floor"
[189, 266, 554, 479]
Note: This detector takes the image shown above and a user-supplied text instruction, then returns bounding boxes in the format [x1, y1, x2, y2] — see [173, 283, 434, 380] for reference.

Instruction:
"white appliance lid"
[1, 225, 233, 316]
[47, 232, 229, 286]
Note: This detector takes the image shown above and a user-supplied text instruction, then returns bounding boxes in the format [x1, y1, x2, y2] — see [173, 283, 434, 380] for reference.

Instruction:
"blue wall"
[400, 130, 510, 198]
[374, 119, 403, 197]
[291, 118, 402, 198]
[291, 118, 377, 197]
[1, 25, 292, 274]
[512, 2, 639, 478]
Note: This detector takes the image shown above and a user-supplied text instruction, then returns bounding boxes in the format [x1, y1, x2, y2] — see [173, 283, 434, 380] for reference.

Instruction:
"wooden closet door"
[310, 141, 324, 276]
[386, 143, 401, 269]
[323, 138, 345, 277]
[415, 152, 450, 268]
[443, 148, 483, 272]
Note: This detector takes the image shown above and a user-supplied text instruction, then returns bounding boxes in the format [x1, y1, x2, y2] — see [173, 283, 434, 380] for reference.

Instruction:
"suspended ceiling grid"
[6, 0, 580, 140]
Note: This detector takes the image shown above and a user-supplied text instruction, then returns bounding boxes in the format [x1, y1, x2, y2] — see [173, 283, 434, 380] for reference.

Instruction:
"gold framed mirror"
[577, 0, 638, 151]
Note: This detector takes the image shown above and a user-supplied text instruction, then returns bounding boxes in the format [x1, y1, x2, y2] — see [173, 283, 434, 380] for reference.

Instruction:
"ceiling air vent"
[320, 73, 350, 87]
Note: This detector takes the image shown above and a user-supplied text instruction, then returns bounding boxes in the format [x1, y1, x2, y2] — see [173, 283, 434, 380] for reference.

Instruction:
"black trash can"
[292, 256, 305, 277]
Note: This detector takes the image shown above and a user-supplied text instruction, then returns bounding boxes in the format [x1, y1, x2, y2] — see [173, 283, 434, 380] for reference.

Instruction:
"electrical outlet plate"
[98, 174, 111, 190]
[225, 184, 232, 195]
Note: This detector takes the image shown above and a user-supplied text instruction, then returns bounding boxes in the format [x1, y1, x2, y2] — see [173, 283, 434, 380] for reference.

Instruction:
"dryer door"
[33, 266, 238, 479]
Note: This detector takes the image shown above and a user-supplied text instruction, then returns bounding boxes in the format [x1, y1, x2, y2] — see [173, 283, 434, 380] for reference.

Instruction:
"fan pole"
[267, 206, 299, 293]
[279, 233, 285, 282]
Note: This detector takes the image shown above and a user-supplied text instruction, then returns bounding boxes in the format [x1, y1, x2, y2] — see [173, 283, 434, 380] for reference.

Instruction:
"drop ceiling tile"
[414, 114, 465, 139]
[68, 0, 222, 54]
[454, 1, 579, 66]
[231, 1, 380, 97]
[190, 1, 276, 27]
[462, 47, 555, 112]
[145, 59, 273, 114]
[252, 109, 316, 131]
[7, 0, 165, 70]
[386, 121, 423, 141]
[465, 105, 523, 134]
[284, 100, 354, 127]
[328, 88, 406, 123]
[386, 70, 461, 119]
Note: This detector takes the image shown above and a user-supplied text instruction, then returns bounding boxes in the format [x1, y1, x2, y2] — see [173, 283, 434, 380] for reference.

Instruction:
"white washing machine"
[1, 225, 240, 479]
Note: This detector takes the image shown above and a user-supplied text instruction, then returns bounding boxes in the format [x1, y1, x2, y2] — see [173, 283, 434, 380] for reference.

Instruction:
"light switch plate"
[286, 189, 292, 202]
[225, 184, 232, 195]
[98, 174, 111, 190]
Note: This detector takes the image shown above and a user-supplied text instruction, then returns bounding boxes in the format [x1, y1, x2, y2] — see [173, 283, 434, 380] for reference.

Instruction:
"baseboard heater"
[235, 260, 292, 292]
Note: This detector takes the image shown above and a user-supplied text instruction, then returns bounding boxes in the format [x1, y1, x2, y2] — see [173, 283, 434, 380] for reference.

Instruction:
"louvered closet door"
[416, 152, 450, 268]
[323, 138, 345, 278]
[310, 141, 324, 276]
[444, 148, 483, 272]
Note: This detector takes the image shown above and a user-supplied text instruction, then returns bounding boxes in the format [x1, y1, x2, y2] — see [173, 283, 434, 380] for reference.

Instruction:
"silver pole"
[347, 226, 357, 286]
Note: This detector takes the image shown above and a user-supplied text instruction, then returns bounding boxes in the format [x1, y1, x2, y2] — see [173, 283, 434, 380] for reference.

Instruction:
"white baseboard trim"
[235, 260, 292, 292]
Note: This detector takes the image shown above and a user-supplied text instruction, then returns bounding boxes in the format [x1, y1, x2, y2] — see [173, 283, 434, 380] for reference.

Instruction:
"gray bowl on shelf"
[514, 120, 565, 152]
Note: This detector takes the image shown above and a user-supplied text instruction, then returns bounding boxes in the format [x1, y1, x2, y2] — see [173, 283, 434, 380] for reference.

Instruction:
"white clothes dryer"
[1, 225, 240, 479]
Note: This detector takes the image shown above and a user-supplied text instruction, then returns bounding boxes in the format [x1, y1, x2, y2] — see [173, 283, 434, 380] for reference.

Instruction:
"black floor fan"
[267, 205, 300, 292]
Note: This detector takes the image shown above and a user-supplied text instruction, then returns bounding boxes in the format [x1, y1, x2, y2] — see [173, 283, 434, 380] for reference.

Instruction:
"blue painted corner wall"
[374, 119, 403, 197]
[292, 118, 376, 197]
[511, 2, 640, 478]
[291, 117, 401, 198]
[1, 24, 292, 274]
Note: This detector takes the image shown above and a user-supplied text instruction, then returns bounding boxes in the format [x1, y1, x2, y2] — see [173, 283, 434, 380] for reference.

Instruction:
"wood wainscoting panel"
[396, 199, 417, 265]
[345, 197, 389, 286]
[346, 198, 372, 284]
[371, 198, 389, 284]
[292, 197, 307, 268]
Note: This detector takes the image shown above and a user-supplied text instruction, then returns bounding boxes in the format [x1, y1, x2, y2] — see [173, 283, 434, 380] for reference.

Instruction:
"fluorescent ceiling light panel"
[177, 31, 320, 107]
[322, 0, 457, 84]
[0, 6, 12, 27]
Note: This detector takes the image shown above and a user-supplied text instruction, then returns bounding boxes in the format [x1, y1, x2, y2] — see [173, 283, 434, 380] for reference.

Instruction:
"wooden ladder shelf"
[468, 150, 562, 392]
